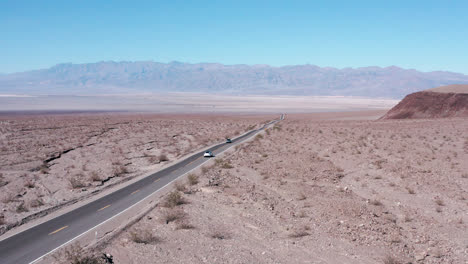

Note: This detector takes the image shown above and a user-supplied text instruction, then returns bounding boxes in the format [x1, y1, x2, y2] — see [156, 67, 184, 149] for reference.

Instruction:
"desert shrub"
[255, 134, 264, 140]
[16, 202, 29, 213]
[162, 209, 185, 224]
[24, 180, 35, 188]
[89, 171, 101, 182]
[114, 165, 128, 176]
[435, 198, 445, 206]
[69, 177, 86, 189]
[404, 215, 412, 222]
[209, 229, 231, 240]
[288, 227, 310, 238]
[30, 198, 44, 208]
[54, 243, 105, 264]
[297, 193, 307, 201]
[130, 228, 160, 244]
[201, 166, 209, 174]
[221, 162, 234, 169]
[176, 221, 195, 230]
[39, 165, 49, 174]
[174, 181, 186, 192]
[187, 174, 199, 185]
[159, 154, 169, 162]
[406, 187, 415, 194]
[370, 199, 382, 206]
[147, 155, 159, 163]
[246, 125, 256, 130]
[0, 215, 5, 225]
[163, 191, 185, 208]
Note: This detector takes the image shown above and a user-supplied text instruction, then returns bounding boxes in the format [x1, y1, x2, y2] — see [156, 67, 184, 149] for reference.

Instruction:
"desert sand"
[91, 112, 468, 264]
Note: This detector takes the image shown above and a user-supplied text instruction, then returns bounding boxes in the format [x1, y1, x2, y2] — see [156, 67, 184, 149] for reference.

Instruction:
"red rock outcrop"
[381, 91, 468, 119]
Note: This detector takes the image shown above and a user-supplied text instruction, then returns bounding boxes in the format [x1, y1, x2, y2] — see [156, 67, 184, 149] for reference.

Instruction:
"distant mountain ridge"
[1, 61, 468, 98]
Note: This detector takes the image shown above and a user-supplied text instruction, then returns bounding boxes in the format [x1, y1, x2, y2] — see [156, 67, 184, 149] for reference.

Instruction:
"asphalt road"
[0, 114, 283, 264]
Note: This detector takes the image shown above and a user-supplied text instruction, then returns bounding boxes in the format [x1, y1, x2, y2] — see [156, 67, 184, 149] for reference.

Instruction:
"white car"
[203, 151, 214, 157]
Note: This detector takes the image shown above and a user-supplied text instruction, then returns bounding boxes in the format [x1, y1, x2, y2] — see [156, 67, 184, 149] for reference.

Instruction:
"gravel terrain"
[97, 113, 468, 264]
[0, 113, 273, 234]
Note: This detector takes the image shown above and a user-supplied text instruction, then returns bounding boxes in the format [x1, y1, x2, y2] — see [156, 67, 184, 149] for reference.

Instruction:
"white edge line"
[29, 116, 281, 264]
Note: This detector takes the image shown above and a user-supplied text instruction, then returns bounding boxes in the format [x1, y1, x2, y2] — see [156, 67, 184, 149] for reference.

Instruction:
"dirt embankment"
[380, 91, 468, 119]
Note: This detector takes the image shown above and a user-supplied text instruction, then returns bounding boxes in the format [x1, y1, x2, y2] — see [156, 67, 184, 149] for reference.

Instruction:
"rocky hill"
[2, 61, 468, 98]
[380, 85, 468, 119]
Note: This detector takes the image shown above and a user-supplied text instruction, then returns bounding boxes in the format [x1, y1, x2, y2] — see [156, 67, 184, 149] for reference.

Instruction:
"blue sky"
[1, 0, 468, 74]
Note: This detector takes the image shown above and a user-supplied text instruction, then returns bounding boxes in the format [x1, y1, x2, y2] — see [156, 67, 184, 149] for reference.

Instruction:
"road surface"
[0, 114, 283, 264]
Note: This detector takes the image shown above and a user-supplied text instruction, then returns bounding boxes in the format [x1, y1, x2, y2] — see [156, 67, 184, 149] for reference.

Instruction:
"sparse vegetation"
[220, 161, 234, 169]
[174, 181, 186, 192]
[435, 198, 445, 206]
[30, 198, 44, 208]
[187, 173, 199, 185]
[159, 154, 169, 162]
[297, 193, 307, 201]
[16, 202, 29, 213]
[162, 209, 185, 224]
[69, 177, 86, 189]
[163, 191, 185, 208]
[176, 221, 195, 230]
[53, 243, 105, 264]
[209, 229, 231, 240]
[288, 227, 310, 238]
[130, 228, 160, 244]
[113, 165, 129, 176]
[89, 171, 101, 182]
[24, 180, 35, 188]
[406, 187, 415, 194]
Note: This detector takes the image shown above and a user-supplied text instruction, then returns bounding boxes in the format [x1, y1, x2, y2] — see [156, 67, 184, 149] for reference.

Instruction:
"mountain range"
[2, 61, 468, 98]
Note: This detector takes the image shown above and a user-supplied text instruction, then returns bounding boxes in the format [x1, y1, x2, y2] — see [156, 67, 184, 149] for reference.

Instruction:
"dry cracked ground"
[0, 113, 272, 235]
[78, 114, 468, 264]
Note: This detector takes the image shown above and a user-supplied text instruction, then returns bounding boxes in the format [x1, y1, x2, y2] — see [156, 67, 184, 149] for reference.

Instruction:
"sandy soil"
[0, 113, 273, 234]
[98, 113, 468, 264]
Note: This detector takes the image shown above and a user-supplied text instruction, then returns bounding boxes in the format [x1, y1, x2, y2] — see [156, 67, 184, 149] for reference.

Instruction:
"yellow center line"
[49, 225, 68, 235]
[131, 189, 140, 195]
[154, 178, 160, 183]
[97, 204, 111, 211]
[188, 156, 202, 166]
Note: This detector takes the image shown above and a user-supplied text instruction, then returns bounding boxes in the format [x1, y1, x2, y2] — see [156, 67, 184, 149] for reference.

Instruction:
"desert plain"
[1, 109, 467, 264]
[0, 113, 272, 234]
